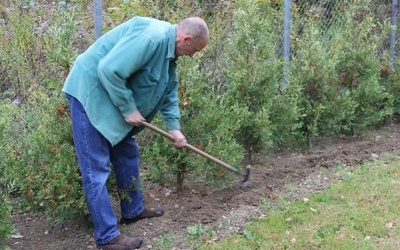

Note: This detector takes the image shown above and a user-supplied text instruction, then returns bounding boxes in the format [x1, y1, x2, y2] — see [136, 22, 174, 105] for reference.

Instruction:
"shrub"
[222, 0, 293, 162]
[141, 57, 244, 191]
[0, 87, 88, 220]
[332, 1, 393, 133]
[291, 0, 393, 147]
[0, 0, 91, 219]
[290, 13, 347, 146]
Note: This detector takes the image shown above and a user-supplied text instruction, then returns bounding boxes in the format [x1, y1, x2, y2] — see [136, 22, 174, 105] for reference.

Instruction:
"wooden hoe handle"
[141, 121, 239, 173]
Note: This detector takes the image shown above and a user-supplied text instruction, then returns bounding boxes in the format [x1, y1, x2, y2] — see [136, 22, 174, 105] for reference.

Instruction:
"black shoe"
[120, 208, 164, 225]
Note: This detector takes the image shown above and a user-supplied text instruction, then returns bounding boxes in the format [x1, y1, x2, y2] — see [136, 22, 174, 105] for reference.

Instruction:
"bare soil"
[4, 122, 400, 250]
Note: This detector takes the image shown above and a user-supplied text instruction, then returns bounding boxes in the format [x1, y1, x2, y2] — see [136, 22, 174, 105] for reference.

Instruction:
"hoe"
[141, 121, 251, 187]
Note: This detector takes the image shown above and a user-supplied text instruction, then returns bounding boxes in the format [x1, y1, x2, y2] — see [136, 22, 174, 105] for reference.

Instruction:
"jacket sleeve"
[160, 71, 181, 131]
[97, 34, 156, 117]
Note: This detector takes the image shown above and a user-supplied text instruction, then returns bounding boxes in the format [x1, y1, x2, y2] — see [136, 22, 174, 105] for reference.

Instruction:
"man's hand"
[124, 110, 145, 126]
[168, 130, 187, 148]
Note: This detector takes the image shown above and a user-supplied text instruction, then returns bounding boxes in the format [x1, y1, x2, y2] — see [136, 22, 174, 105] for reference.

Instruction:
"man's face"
[175, 36, 208, 58]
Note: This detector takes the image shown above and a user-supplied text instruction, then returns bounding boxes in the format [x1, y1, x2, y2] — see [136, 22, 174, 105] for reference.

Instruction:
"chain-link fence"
[89, 0, 400, 89]
[288, 0, 398, 67]
[1, 0, 399, 99]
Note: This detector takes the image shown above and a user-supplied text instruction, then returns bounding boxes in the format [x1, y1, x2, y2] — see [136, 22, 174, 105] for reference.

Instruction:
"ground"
[3, 122, 400, 250]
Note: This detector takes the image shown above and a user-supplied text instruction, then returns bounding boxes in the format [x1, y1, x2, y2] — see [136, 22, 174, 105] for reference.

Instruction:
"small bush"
[141, 57, 244, 191]
[333, 4, 393, 133]
[222, 0, 292, 162]
[0, 86, 88, 219]
[291, 0, 393, 147]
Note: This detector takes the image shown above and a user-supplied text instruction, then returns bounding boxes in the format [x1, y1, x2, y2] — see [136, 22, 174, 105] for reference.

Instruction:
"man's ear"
[183, 35, 192, 42]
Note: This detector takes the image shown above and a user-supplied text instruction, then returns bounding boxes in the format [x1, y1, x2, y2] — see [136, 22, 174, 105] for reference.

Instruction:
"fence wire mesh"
[291, 0, 398, 63]
[1, 0, 399, 99]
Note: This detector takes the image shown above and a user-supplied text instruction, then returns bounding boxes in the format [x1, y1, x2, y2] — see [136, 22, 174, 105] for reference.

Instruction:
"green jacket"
[63, 17, 181, 145]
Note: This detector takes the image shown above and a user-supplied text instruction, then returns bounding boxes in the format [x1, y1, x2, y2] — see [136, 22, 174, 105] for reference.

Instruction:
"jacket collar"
[167, 24, 177, 60]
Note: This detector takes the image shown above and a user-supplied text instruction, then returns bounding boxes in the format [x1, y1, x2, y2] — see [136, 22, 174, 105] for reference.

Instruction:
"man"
[63, 16, 209, 249]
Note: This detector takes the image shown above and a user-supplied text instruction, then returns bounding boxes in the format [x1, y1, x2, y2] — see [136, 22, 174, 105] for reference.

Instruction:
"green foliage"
[0, 186, 13, 241]
[44, 12, 85, 73]
[379, 62, 400, 117]
[104, 0, 215, 27]
[222, 0, 292, 162]
[142, 57, 244, 191]
[0, 118, 13, 241]
[291, 0, 393, 146]
[291, 13, 348, 145]
[0, 1, 91, 222]
[152, 234, 176, 250]
[0, 0, 89, 101]
[187, 223, 205, 238]
[333, 2, 393, 133]
[0, 87, 87, 220]
[0, 8, 43, 99]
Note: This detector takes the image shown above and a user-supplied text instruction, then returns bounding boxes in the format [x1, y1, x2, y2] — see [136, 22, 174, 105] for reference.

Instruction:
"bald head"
[177, 17, 210, 42]
[175, 17, 210, 57]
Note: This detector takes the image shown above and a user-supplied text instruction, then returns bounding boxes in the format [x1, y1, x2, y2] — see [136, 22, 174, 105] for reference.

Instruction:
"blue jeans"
[66, 94, 144, 245]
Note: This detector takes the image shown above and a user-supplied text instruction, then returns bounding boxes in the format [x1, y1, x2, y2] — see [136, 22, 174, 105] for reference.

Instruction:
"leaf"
[243, 230, 252, 239]
[187, 225, 200, 236]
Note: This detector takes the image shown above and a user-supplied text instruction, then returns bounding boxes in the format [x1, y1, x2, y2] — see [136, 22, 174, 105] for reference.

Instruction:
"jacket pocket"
[128, 68, 162, 114]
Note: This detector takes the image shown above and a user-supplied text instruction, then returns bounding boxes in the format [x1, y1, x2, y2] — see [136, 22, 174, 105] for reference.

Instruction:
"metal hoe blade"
[241, 165, 252, 187]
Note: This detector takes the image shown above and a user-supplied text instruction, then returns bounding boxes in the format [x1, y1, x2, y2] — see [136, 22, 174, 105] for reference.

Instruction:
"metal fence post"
[93, 0, 103, 40]
[283, 0, 291, 87]
[391, 0, 398, 69]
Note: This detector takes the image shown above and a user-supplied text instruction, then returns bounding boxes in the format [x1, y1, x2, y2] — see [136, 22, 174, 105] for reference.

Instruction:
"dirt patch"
[4, 123, 400, 250]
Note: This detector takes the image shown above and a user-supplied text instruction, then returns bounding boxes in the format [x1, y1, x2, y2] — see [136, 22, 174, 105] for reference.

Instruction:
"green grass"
[198, 157, 400, 250]
[152, 234, 176, 250]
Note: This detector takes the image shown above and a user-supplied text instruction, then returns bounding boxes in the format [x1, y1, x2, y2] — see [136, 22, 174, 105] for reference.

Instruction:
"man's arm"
[97, 35, 156, 117]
